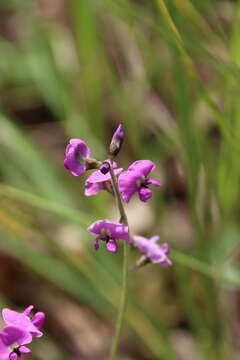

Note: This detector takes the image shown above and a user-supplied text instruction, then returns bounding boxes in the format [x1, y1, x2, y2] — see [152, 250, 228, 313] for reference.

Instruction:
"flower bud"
[109, 124, 124, 157]
[99, 162, 110, 174]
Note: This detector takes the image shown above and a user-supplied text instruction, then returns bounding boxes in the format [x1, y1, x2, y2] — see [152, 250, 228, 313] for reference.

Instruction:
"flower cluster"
[64, 124, 172, 268]
[0, 305, 45, 360]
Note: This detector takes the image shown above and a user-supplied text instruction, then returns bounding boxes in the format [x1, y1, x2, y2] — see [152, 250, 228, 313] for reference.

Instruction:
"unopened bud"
[109, 124, 124, 157]
[100, 162, 110, 174]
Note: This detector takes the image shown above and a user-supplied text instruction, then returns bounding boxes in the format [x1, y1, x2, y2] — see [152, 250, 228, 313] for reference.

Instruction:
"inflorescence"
[64, 123, 172, 268]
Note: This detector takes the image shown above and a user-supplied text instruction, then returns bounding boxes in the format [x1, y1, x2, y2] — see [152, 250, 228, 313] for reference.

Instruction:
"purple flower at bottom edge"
[85, 160, 123, 196]
[64, 138, 91, 176]
[132, 235, 172, 266]
[2, 306, 45, 338]
[0, 326, 32, 360]
[87, 220, 129, 253]
[118, 160, 162, 203]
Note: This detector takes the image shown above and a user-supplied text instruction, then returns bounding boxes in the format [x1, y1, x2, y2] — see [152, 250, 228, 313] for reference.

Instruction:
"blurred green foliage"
[0, 0, 240, 359]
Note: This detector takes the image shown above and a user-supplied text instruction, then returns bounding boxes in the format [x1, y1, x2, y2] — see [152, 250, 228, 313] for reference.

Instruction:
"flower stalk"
[64, 125, 172, 360]
[107, 160, 130, 360]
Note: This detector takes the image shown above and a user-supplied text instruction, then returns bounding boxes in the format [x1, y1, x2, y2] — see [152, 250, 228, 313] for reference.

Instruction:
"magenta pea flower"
[118, 160, 162, 203]
[132, 235, 172, 266]
[0, 326, 32, 360]
[87, 220, 129, 253]
[2, 306, 45, 338]
[64, 138, 92, 176]
[85, 161, 123, 196]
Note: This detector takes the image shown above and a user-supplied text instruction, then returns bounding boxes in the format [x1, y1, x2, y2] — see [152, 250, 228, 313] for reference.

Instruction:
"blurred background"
[0, 0, 240, 359]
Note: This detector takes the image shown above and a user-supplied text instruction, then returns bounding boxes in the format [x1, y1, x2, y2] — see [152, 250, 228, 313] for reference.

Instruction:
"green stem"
[109, 161, 127, 224]
[108, 241, 129, 360]
[108, 160, 130, 360]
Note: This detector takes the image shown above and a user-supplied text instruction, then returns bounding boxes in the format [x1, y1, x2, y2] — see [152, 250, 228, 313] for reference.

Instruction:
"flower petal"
[118, 171, 140, 203]
[106, 239, 118, 253]
[84, 182, 104, 196]
[111, 224, 129, 241]
[19, 345, 31, 354]
[148, 245, 166, 262]
[68, 139, 91, 158]
[86, 167, 123, 184]
[149, 236, 160, 243]
[2, 309, 20, 325]
[23, 306, 34, 316]
[132, 236, 149, 253]
[94, 236, 102, 251]
[128, 160, 156, 177]
[145, 178, 162, 187]
[160, 242, 170, 255]
[9, 352, 18, 360]
[31, 329, 43, 338]
[31, 312, 45, 329]
[138, 187, 152, 202]
[0, 338, 9, 360]
[64, 155, 86, 177]
[159, 258, 172, 266]
[84, 161, 123, 197]
[2, 309, 28, 330]
[0, 326, 32, 346]
[88, 220, 110, 235]
[148, 244, 172, 265]
[64, 139, 91, 176]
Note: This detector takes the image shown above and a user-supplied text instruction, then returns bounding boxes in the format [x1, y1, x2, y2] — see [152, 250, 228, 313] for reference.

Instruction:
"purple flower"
[85, 161, 123, 196]
[64, 139, 91, 176]
[118, 160, 162, 203]
[132, 235, 172, 266]
[88, 220, 129, 253]
[2, 306, 45, 338]
[109, 124, 125, 156]
[0, 326, 32, 360]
